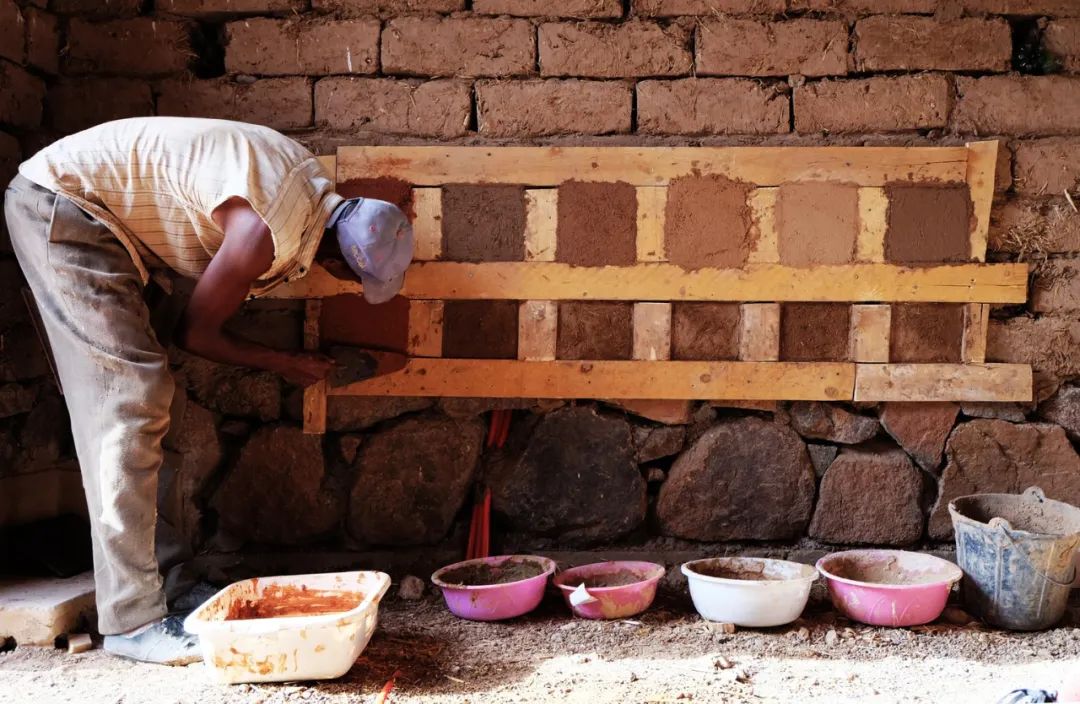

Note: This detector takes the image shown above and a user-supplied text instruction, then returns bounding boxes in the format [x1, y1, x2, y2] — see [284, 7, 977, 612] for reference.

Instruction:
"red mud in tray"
[556, 181, 637, 267]
[780, 303, 852, 361]
[224, 584, 365, 621]
[671, 302, 741, 361]
[884, 183, 973, 264]
[890, 303, 964, 363]
[665, 175, 753, 270]
[442, 300, 519, 359]
[557, 301, 633, 360]
[441, 184, 527, 262]
[776, 182, 859, 266]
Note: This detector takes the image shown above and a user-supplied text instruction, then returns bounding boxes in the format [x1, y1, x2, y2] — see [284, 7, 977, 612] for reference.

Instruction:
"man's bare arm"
[175, 197, 333, 387]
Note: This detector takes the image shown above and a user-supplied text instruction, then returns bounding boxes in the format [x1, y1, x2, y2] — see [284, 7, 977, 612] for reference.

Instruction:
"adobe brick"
[540, 21, 691, 78]
[157, 0, 304, 16]
[25, 8, 59, 74]
[47, 78, 153, 133]
[0, 0, 24, 64]
[697, 18, 849, 77]
[0, 61, 45, 128]
[51, 0, 142, 17]
[795, 74, 952, 133]
[1013, 138, 1080, 195]
[956, 0, 1080, 16]
[1032, 260, 1080, 314]
[954, 76, 1080, 136]
[158, 77, 314, 130]
[476, 79, 632, 137]
[382, 17, 535, 77]
[989, 197, 1080, 254]
[474, 0, 622, 17]
[226, 18, 379, 76]
[987, 316, 1080, 379]
[1046, 20, 1080, 73]
[854, 17, 1011, 72]
[314, 78, 470, 137]
[635, 0, 785, 15]
[789, 0, 936, 11]
[638, 78, 790, 135]
[312, 0, 465, 13]
[66, 19, 194, 77]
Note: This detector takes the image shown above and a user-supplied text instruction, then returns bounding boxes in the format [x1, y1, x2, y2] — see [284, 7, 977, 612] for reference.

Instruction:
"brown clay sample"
[320, 294, 410, 353]
[776, 182, 859, 265]
[665, 175, 753, 270]
[442, 300, 519, 359]
[671, 303, 741, 361]
[884, 183, 973, 264]
[890, 304, 964, 363]
[557, 301, 633, 360]
[442, 184, 527, 262]
[780, 303, 851, 361]
[320, 177, 417, 260]
[438, 558, 546, 586]
[556, 181, 637, 266]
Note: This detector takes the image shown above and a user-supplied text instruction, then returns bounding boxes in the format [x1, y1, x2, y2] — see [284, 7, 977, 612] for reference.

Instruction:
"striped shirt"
[19, 117, 342, 297]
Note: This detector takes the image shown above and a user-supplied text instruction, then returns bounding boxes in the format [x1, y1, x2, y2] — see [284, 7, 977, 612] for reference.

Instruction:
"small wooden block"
[966, 140, 999, 263]
[302, 300, 327, 435]
[604, 399, 694, 424]
[710, 400, 778, 412]
[633, 302, 672, 361]
[524, 189, 557, 262]
[854, 363, 1032, 402]
[850, 304, 891, 363]
[412, 188, 442, 261]
[747, 188, 779, 264]
[636, 186, 666, 262]
[739, 303, 780, 361]
[317, 154, 336, 178]
[961, 303, 989, 364]
[407, 299, 444, 357]
[67, 633, 93, 654]
[856, 188, 888, 263]
[518, 300, 557, 361]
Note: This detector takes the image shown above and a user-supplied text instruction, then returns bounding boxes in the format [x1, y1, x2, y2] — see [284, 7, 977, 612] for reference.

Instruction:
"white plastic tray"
[184, 570, 391, 685]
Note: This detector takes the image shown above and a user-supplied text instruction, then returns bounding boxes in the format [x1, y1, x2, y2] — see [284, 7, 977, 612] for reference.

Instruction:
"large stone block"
[160, 396, 221, 550]
[789, 402, 880, 444]
[879, 402, 960, 472]
[0, 573, 95, 646]
[173, 351, 281, 421]
[348, 415, 484, 546]
[658, 417, 815, 541]
[929, 420, 1080, 539]
[491, 406, 646, 544]
[1039, 384, 1080, 442]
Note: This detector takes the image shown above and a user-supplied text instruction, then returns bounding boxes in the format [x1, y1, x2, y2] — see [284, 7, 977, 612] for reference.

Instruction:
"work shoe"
[102, 615, 201, 666]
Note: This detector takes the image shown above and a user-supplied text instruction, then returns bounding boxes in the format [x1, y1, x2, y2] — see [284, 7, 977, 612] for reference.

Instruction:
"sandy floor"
[2, 592, 1079, 704]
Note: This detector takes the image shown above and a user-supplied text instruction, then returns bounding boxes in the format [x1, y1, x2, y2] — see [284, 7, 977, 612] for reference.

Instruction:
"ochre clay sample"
[665, 175, 753, 270]
[890, 304, 964, 363]
[557, 301, 633, 360]
[442, 184, 527, 262]
[884, 183, 973, 264]
[320, 294, 410, 353]
[442, 300, 519, 359]
[776, 182, 859, 265]
[556, 181, 637, 266]
[780, 303, 852, 361]
[671, 303, 741, 361]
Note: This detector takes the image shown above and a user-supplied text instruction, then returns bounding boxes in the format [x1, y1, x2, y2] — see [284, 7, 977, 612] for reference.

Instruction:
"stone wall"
[1, 0, 1080, 565]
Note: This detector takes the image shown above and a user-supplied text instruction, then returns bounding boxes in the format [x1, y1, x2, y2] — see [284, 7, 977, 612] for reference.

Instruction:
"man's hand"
[278, 352, 336, 387]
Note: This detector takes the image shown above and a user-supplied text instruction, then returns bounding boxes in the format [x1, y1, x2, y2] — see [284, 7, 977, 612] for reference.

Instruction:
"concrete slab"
[0, 572, 95, 645]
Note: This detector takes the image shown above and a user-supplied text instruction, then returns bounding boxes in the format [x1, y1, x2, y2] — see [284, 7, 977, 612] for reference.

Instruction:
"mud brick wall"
[2, 1, 1080, 568]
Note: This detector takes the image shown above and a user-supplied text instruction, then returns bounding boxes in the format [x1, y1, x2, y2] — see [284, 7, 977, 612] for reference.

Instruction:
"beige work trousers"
[4, 174, 172, 634]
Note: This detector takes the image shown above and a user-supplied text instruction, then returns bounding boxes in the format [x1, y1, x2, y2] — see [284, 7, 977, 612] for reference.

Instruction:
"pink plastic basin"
[817, 549, 962, 627]
[553, 561, 665, 620]
[431, 555, 556, 621]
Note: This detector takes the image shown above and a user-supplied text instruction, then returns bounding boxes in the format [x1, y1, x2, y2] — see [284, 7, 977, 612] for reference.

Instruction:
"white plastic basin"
[184, 570, 391, 684]
[682, 557, 817, 627]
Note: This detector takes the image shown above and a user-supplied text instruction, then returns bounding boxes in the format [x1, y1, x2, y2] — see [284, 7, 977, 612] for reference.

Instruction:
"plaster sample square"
[441, 184, 527, 262]
[884, 183, 973, 264]
[442, 300, 519, 359]
[557, 301, 633, 360]
[890, 304, 964, 363]
[665, 175, 753, 269]
[337, 176, 416, 219]
[320, 294, 410, 354]
[776, 182, 859, 265]
[671, 303, 741, 361]
[555, 181, 638, 266]
[780, 303, 851, 361]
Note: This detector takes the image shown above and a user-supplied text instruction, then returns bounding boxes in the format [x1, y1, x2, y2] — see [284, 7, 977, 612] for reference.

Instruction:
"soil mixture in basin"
[439, 559, 547, 587]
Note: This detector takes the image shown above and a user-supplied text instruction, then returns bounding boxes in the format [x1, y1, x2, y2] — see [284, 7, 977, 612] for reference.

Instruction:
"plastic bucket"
[949, 486, 1080, 631]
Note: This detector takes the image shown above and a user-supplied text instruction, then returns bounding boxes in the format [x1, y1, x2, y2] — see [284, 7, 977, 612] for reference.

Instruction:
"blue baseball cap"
[327, 197, 414, 304]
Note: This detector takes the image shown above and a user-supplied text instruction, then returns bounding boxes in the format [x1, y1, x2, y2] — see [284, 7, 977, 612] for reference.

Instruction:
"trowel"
[326, 345, 409, 388]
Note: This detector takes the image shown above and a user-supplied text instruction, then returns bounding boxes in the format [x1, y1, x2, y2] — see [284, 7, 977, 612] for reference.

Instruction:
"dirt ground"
[2, 590, 1079, 704]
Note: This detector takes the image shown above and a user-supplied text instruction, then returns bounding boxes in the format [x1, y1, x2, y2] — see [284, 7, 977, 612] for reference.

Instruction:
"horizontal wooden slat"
[337, 146, 969, 188]
[854, 363, 1032, 402]
[268, 261, 1028, 303]
[328, 360, 855, 401]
